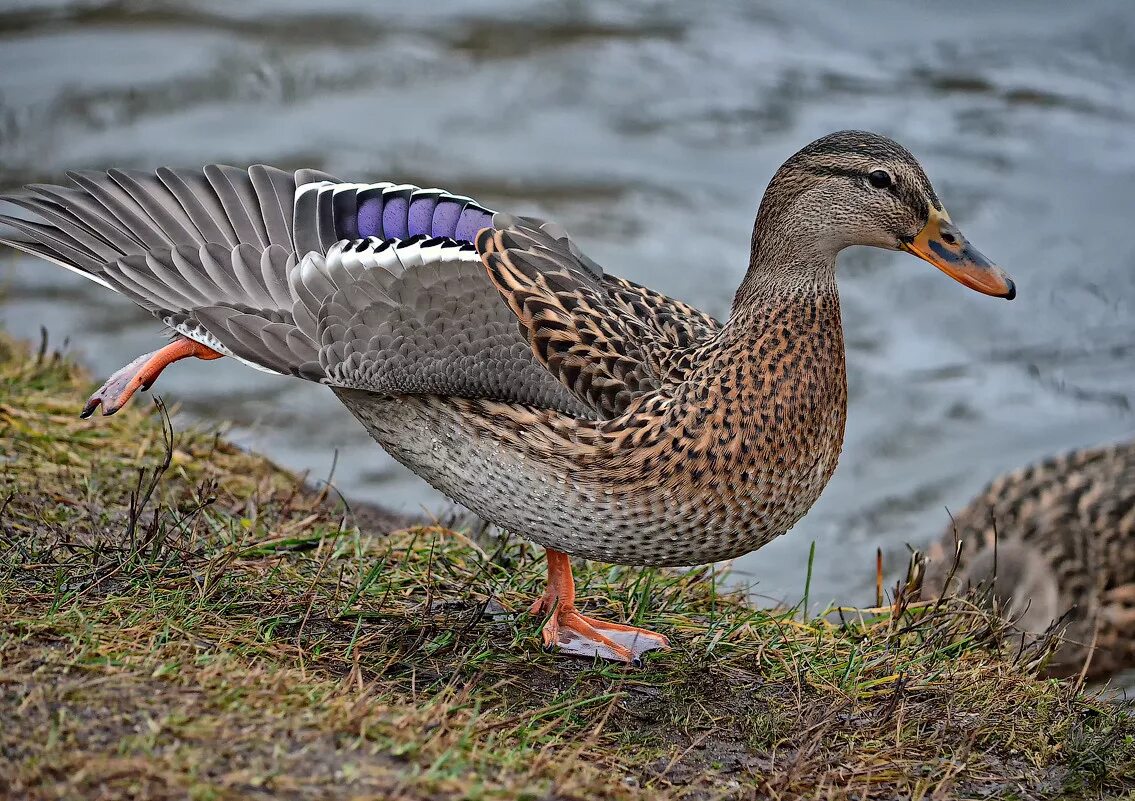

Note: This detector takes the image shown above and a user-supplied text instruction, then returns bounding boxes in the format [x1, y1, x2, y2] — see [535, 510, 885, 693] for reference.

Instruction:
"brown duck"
[0, 131, 1014, 662]
[926, 440, 1135, 679]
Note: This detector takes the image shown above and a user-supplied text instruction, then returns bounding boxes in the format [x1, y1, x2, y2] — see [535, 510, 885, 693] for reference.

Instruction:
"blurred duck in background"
[925, 439, 1135, 679]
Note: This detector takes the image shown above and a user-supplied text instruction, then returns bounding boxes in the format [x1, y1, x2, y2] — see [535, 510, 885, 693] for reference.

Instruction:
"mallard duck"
[925, 440, 1135, 679]
[0, 131, 1014, 662]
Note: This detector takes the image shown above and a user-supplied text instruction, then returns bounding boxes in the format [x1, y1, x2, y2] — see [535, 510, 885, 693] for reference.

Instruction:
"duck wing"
[1, 167, 715, 419]
[477, 215, 722, 418]
[600, 275, 722, 384]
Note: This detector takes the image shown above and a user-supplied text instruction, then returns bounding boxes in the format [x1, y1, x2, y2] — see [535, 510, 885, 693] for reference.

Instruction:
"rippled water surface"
[1, 0, 1132, 606]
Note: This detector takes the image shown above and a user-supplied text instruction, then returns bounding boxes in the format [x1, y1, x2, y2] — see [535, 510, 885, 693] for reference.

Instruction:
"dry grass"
[0, 332, 1132, 801]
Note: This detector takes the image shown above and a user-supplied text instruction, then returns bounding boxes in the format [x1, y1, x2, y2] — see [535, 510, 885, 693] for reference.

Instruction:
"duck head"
[748, 130, 1015, 299]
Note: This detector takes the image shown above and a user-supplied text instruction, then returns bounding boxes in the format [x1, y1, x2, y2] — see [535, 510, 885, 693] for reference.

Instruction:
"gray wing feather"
[249, 165, 296, 249]
[31, 184, 147, 254]
[291, 183, 329, 257]
[6, 191, 120, 264]
[294, 168, 341, 187]
[0, 213, 104, 273]
[316, 186, 338, 253]
[204, 165, 270, 249]
[156, 167, 242, 246]
[257, 244, 297, 309]
[229, 243, 276, 310]
[114, 255, 200, 311]
[67, 170, 166, 250]
[106, 169, 200, 246]
[196, 242, 249, 301]
[214, 313, 300, 369]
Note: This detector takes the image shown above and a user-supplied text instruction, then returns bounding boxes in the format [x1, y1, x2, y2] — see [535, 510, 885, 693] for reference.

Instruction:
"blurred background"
[1, 0, 1132, 607]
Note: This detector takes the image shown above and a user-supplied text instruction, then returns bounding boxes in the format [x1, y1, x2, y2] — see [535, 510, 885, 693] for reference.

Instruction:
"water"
[1, 0, 1133, 609]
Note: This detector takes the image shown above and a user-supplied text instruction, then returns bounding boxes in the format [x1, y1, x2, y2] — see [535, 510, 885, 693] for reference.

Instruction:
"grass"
[0, 331, 1133, 801]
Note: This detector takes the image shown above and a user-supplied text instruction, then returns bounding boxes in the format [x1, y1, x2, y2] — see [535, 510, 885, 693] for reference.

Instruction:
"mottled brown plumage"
[0, 130, 1015, 661]
[925, 440, 1135, 679]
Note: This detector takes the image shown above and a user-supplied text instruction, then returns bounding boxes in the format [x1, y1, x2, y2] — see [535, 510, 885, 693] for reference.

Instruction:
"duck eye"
[867, 170, 892, 190]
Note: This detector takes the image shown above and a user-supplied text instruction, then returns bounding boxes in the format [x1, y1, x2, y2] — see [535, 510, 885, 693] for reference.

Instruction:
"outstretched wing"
[1, 166, 718, 418]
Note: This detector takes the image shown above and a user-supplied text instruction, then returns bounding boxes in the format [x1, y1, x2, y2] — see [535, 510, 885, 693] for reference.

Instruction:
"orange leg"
[529, 549, 670, 663]
[80, 337, 223, 418]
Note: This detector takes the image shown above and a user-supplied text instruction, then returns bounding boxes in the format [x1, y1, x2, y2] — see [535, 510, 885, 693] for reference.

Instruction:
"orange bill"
[901, 207, 1015, 299]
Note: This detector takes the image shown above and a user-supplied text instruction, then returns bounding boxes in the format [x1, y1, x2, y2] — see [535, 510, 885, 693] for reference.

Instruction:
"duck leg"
[80, 337, 223, 418]
[529, 549, 670, 663]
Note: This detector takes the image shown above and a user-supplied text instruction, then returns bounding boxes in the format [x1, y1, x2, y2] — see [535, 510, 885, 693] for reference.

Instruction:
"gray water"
[1, 0, 1132, 608]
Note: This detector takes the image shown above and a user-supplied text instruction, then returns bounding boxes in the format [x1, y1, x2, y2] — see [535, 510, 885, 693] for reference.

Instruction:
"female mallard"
[925, 440, 1135, 679]
[0, 131, 1014, 662]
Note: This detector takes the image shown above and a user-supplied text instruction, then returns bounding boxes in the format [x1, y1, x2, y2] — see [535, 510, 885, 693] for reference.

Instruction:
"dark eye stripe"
[806, 165, 863, 180]
[808, 165, 900, 195]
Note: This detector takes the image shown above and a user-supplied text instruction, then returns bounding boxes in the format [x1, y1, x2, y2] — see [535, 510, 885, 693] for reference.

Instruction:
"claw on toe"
[530, 548, 670, 664]
[540, 607, 670, 663]
[79, 338, 223, 419]
[81, 353, 154, 418]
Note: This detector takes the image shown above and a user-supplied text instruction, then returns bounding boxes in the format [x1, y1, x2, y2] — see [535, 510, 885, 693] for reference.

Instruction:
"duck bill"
[900, 208, 1015, 299]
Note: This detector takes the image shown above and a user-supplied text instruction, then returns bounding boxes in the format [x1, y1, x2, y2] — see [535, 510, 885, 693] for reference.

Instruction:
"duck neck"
[732, 196, 841, 309]
[720, 275, 844, 364]
[714, 225, 846, 417]
[727, 232, 842, 339]
[732, 255, 838, 309]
